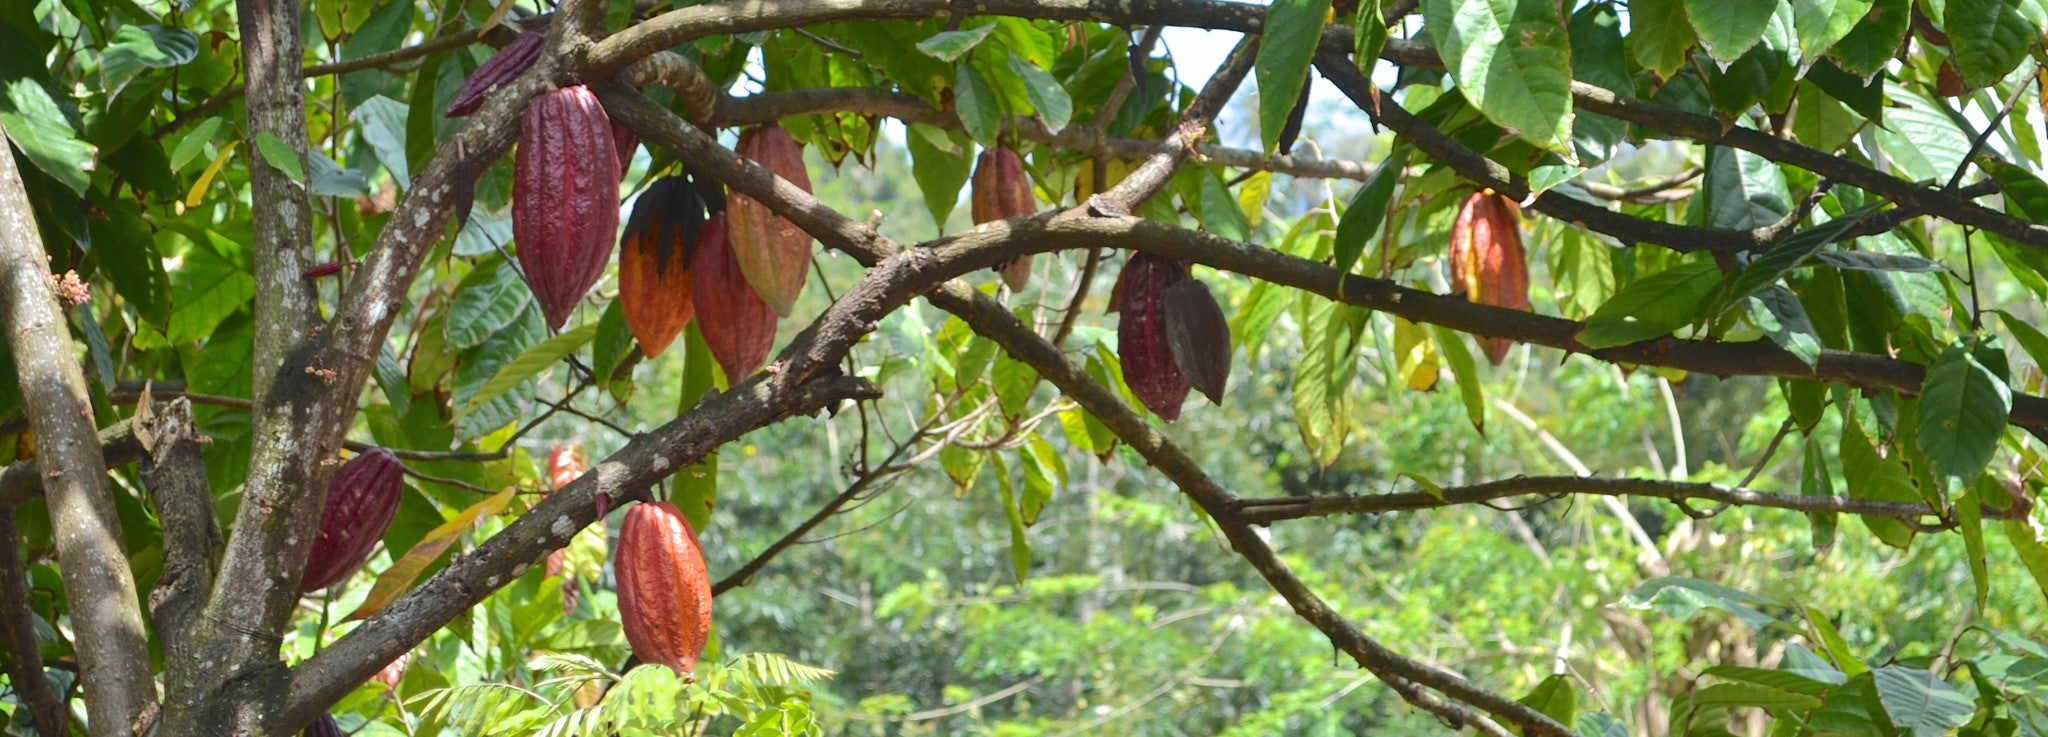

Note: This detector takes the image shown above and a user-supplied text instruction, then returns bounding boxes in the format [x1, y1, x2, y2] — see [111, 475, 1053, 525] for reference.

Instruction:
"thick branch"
[0, 505, 66, 737]
[0, 128, 154, 737]
[136, 397, 221, 721]
[0, 420, 139, 509]
[1229, 475, 2006, 526]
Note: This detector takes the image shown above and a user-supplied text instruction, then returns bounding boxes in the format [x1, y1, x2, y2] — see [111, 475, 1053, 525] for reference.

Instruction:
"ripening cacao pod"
[302, 713, 345, 737]
[1445, 191, 1530, 365]
[513, 85, 621, 329]
[615, 501, 714, 677]
[371, 651, 410, 691]
[970, 147, 1037, 291]
[1115, 252, 1193, 421]
[301, 448, 404, 593]
[444, 31, 546, 118]
[692, 212, 779, 380]
[726, 124, 814, 316]
[619, 177, 706, 357]
[1163, 278, 1230, 405]
[548, 443, 588, 490]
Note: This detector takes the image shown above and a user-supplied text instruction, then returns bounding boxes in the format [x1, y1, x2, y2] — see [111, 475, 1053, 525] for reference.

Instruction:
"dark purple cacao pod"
[1115, 252, 1192, 421]
[444, 32, 546, 118]
[970, 147, 1036, 291]
[1163, 278, 1230, 405]
[302, 713, 345, 737]
[690, 212, 779, 380]
[513, 85, 621, 329]
[619, 176, 706, 358]
[615, 501, 714, 676]
[726, 124, 814, 316]
[301, 449, 403, 593]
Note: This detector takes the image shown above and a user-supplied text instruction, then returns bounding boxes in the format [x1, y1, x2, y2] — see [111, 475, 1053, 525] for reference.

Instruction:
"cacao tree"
[5, 0, 2048, 735]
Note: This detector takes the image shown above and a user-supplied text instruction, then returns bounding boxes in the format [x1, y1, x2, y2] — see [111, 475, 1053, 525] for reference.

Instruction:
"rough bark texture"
[0, 505, 67, 737]
[137, 396, 221, 725]
[0, 128, 154, 737]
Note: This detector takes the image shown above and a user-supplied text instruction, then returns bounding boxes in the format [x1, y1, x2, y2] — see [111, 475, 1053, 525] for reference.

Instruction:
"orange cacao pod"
[615, 501, 714, 676]
[1163, 278, 1230, 405]
[1115, 252, 1193, 421]
[726, 124, 814, 316]
[1446, 192, 1530, 365]
[547, 443, 587, 490]
[618, 177, 707, 357]
[692, 212, 778, 380]
[301, 449, 403, 593]
[444, 31, 545, 118]
[513, 85, 621, 329]
[970, 147, 1037, 291]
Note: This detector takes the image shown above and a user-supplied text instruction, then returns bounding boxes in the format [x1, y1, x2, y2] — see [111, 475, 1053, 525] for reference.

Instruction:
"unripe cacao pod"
[302, 713, 345, 737]
[1163, 278, 1230, 405]
[301, 448, 404, 593]
[970, 147, 1036, 291]
[615, 501, 714, 677]
[1446, 191, 1530, 365]
[691, 212, 779, 380]
[619, 177, 705, 358]
[726, 124, 814, 317]
[513, 84, 621, 329]
[1115, 252, 1193, 421]
[444, 31, 546, 118]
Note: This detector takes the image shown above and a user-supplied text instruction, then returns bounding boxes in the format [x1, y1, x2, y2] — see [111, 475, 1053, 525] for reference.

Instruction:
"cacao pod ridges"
[615, 501, 714, 677]
[970, 147, 1038, 291]
[513, 85, 621, 329]
[301, 448, 405, 593]
[691, 212, 779, 381]
[1163, 278, 1231, 405]
[1445, 191, 1530, 365]
[1115, 252, 1193, 421]
[727, 124, 815, 317]
[619, 177, 706, 358]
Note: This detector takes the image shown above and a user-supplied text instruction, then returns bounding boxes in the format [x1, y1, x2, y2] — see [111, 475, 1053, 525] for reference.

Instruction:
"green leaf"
[167, 116, 225, 172]
[1717, 205, 1877, 313]
[1746, 287, 1822, 368]
[1916, 342, 2011, 494]
[1705, 665, 1844, 695]
[253, 130, 304, 182]
[1827, 0, 1910, 77]
[954, 64, 1000, 145]
[1424, 0, 1577, 157]
[1808, 251, 1945, 272]
[1702, 143, 1791, 230]
[1292, 301, 1368, 467]
[89, 198, 171, 325]
[1792, 0, 1876, 60]
[1800, 435, 1840, 550]
[1870, 667, 1974, 737]
[99, 25, 198, 94]
[1431, 324, 1485, 434]
[1686, 0, 1785, 61]
[1630, 0, 1697, 78]
[1840, 419, 1923, 548]
[1575, 261, 1720, 348]
[991, 352, 1037, 419]
[355, 95, 411, 187]
[1944, 0, 2047, 89]
[915, 26, 993, 62]
[675, 323, 719, 529]
[2002, 517, 2048, 605]
[0, 75, 95, 195]
[165, 236, 257, 344]
[1256, 0, 1330, 153]
[1693, 682, 1822, 710]
[445, 259, 534, 349]
[590, 300, 634, 393]
[994, 455, 1030, 583]
[1197, 169, 1250, 242]
[1624, 576, 1783, 628]
[906, 123, 971, 229]
[1517, 675, 1577, 733]
[1007, 52, 1072, 132]
[1017, 438, 1063, 525]
[1331, 150, 1404, 274]
[1958, 478, 1989, 611]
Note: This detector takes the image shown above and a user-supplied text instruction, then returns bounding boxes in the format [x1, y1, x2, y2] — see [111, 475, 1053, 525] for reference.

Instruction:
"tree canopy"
[3, 0, 2048, 735]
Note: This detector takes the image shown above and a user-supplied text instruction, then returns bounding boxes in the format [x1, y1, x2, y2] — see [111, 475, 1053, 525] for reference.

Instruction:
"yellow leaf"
[347, 485, 517, 620]
[1393, 317, 1439, 392]
[184, 141, 238, 209]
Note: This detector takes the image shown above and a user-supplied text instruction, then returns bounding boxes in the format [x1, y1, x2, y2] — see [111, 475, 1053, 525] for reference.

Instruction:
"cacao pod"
[691, 212, 779, 380]
[1445, 191, 1530, 365]
[726, 124, 814, 316]
[444, 31, 546, 118]
[1163, 278, 1231, 405]
[301, 448, 404, 593]
[970, 147, 1036, 291]
[371, 651, 410, 691]
[302, 713, 345, 737]
[611, 121, 639, 172]
[619, 177, 706, 357]
[615, 501, 714, 677]
[513, 85, 621, 329]
[1115, 252, 1193, 421]
[548, 443, 588, 490]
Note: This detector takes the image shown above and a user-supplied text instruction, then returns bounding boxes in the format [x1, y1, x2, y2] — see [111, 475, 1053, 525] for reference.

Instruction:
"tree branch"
[0, 127, 154, 737]
[135, 396, 220, 731]
[0, 420, 139, 509]
[0, 505, 67, 737]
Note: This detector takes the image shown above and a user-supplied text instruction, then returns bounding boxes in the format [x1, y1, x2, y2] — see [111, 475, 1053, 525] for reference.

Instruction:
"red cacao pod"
[611, 121, 639, 172]
[691, 212, 779, 380]
[1115, 252, 1193, 421]
[1446, 191, 1529, 365]
[1163, 278, 1230, 405]
[444, 31, 546, 118]
[301, 448, 404, 593]
[615, 501, 714, 676]
[513, 84, 621, 329]
[726, 124, 814, 316]
[302, 713, 345, 737]
[970, 147, 1037, 290]
[619, 177, 706, 357]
